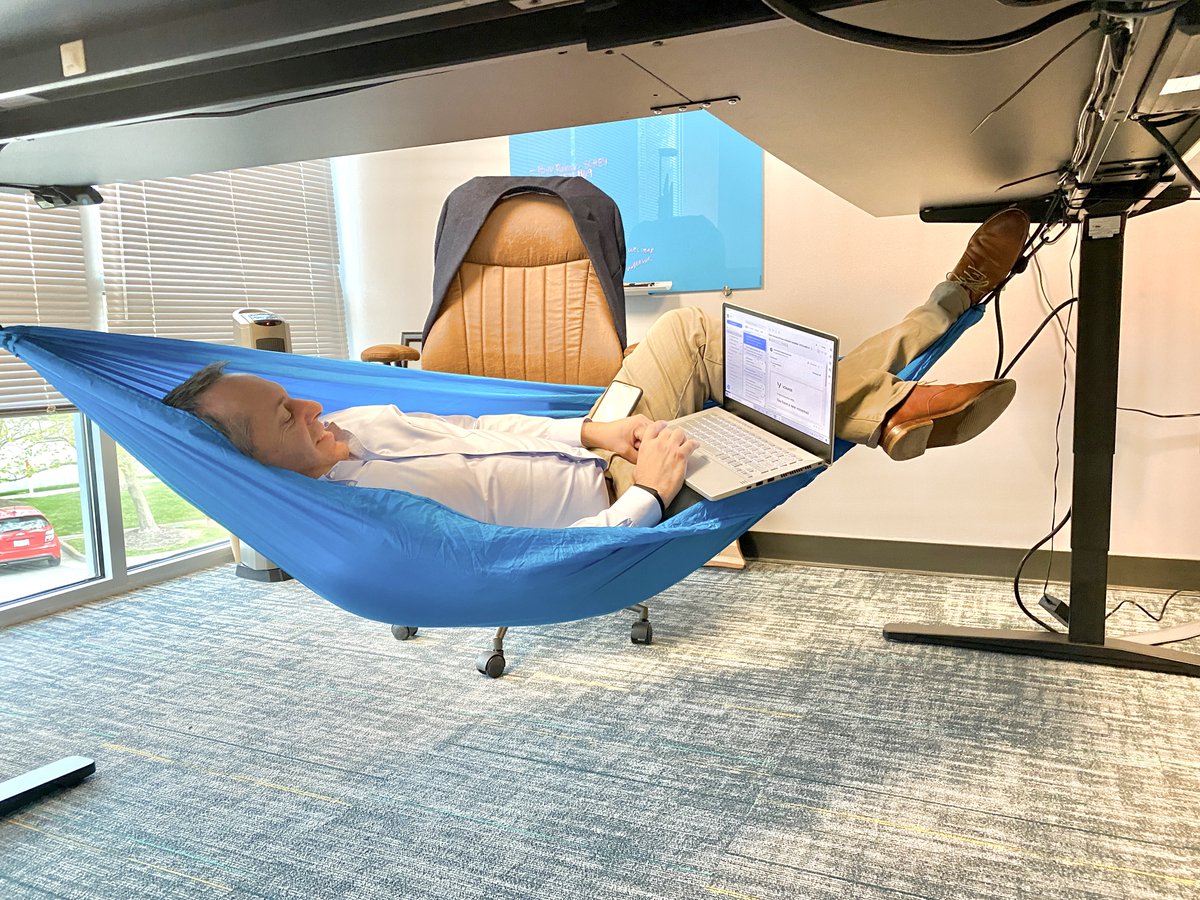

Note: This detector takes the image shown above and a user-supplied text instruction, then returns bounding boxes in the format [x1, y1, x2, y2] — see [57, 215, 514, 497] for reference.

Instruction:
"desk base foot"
[1, 757, 96, 817]
[883, 623, 1200, 677]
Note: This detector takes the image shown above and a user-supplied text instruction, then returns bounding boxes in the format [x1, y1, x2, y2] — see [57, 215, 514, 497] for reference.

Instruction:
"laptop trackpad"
[686, 449, 714, 476]
[684, 450, 736, 501]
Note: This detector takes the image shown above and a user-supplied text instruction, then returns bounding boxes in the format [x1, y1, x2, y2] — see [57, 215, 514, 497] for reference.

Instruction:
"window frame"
[0, 160, 346, 625]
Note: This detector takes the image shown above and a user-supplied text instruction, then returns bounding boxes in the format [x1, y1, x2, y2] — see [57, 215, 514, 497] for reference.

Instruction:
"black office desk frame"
[886, 190, 1200, 677]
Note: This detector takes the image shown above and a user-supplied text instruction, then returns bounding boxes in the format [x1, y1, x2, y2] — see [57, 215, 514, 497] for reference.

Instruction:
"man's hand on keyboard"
[581, 414, 652, 463]
[633, 421, 700, 505]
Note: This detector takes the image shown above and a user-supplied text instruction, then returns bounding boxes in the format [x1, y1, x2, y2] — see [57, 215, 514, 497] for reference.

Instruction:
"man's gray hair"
[162, 361, 256, 456]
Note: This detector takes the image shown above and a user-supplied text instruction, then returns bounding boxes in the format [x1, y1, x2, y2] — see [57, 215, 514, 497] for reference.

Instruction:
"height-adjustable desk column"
[884, 206, 1200, 677]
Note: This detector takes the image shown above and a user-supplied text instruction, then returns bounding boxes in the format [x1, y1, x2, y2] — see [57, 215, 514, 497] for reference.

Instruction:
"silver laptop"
[672, 303, 838, 501]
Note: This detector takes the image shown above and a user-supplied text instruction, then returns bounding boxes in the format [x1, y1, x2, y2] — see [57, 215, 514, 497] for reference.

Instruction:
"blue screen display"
[509, 111, 764, 294]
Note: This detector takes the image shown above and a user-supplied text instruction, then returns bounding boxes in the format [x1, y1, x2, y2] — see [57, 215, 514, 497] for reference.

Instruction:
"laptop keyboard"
[683, 414, 803, 478]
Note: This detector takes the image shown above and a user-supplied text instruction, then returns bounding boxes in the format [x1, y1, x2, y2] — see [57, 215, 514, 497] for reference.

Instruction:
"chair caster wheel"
[631, 621, 653, 644]
[476, 652, 506, 678]
[391, 625, 419, 641]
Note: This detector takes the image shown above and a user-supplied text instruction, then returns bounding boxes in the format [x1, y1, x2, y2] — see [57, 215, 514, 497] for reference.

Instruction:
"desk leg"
[886, 213, 1200, 676]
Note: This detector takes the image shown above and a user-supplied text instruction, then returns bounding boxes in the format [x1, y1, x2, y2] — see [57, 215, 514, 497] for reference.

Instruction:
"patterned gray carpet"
[2, 560, 1198, 899]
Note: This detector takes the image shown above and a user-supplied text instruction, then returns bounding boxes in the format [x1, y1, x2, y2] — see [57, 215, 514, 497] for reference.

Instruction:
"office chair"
[363, 180, 665, 674]
[361, 185, 626, 384]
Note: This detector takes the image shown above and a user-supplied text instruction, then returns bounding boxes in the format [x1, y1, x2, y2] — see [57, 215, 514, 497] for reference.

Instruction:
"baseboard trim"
[741, 532, 1200, 592]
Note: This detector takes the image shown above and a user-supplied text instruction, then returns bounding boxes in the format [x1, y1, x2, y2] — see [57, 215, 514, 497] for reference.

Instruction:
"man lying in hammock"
[165, 209, 1028, 530]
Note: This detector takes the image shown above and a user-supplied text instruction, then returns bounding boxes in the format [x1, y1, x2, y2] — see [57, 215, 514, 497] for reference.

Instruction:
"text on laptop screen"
[724, 308, 836, 445]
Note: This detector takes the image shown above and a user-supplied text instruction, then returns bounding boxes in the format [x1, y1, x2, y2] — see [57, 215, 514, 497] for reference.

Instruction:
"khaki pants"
[598, 281, 971, 499]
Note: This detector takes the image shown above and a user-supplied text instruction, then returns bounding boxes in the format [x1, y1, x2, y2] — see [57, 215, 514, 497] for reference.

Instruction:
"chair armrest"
[360, 344, 421, 366]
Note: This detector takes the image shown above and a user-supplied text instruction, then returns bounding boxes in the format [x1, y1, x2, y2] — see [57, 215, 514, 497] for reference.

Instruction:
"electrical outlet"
[60, 39, 86, 77]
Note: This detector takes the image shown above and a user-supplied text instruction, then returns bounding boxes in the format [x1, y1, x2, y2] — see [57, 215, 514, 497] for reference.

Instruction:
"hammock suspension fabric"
[0, 307, 982, 628]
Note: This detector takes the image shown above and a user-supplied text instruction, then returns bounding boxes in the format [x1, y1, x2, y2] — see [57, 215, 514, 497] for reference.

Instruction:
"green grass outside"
[5, 481, 226, 556]
[0, 482, 76, 497]
[63, 522, 229, 557]
[4, 481, 207, 535]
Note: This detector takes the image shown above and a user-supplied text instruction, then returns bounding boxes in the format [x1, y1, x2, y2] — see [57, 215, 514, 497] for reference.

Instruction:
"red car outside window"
[0, 505, 62, 568]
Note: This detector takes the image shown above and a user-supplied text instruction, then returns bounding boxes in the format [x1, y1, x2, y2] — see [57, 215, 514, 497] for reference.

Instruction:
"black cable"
[761, 0, 1094, 55]
[1066, 222, 1081, 315]
[0, 182, 79, 206]
[1118, 406, 1200, 417]
[165, 80, 395, 121]
[986, 191, 1069, 376]
[998, 297, 1079, 379]
[972, 22, 1099, 134]
[1041, 231, 1083, 596]
[1139, 111, 1199, 128]
[1033, 253, 1077, 353]
[1042, 302, 1074, 596]
[1138, 117, 1200, 195]
[992, 290, 1006, 379]
[1014, 508, 1072, 632]
[1008, 214, 1078, 631]
[995, 168, 1066, 191]
[1106, 0, 1195, 18]
[1106, 589, 1189, 621]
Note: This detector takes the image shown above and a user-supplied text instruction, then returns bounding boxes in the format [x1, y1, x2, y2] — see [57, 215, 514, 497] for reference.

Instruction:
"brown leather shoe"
[948, 209, 1030, 303]
[880, 380, 1016, 461]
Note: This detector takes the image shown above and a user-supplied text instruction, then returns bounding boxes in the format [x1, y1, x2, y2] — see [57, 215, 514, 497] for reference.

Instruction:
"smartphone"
[592, 380, 644, 423]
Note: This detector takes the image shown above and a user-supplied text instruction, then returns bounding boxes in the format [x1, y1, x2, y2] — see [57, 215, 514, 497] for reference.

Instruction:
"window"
[0, 412, 100, 604]
[0, 159, 345, 615]
[100, 161, 346, 355]
[0, 194, 88, 413]
[118, 451, 227, 571]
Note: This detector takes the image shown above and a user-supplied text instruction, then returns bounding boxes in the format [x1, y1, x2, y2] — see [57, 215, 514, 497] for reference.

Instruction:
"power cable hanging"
[1106, 0, 1195, 19]
[1004, 200, 1077, 633]
[995, 1, 1076, 7]
[760, 0, 1095, 55]
[1013, 508, 1072, 632]
[1108, 589, 1182, 621]
[1041, 301, 1075, 598]
[998, 296, 1079, 379]
[972, 22, 1099, 133]
[1118, 406, 1200, 417]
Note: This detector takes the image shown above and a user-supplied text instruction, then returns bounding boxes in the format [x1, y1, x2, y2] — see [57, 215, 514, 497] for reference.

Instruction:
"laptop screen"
[723, 304, 837, 452]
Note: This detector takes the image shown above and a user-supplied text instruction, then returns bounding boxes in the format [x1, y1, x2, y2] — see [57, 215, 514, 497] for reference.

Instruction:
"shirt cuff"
[545, 416, 588, 447]
[609, 485, 662, 527]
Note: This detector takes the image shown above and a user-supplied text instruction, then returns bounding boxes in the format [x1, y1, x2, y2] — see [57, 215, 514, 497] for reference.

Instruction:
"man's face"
[199, 374, 349, 478]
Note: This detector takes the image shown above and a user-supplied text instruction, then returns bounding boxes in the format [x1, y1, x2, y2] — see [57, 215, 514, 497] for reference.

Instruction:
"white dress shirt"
[318, 405, 660, 529]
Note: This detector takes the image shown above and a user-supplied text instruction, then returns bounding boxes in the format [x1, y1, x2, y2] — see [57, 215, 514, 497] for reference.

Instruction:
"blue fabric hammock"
[0, 308, 982, 628]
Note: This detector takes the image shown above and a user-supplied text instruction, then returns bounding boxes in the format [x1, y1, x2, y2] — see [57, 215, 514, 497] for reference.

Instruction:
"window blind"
[100, 160, 347, 357]
[0, 193, 88, 414]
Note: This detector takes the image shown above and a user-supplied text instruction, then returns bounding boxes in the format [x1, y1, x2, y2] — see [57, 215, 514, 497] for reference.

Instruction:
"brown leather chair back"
[421, 193, 625, 385]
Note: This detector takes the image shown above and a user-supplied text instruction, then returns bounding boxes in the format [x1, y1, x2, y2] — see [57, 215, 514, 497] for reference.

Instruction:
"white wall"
[333, 138, 512, 358]
[333, 140, 1200, 561]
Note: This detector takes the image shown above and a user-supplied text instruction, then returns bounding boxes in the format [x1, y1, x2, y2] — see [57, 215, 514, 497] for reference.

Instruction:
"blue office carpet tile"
[1, 560, 1197, 899]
